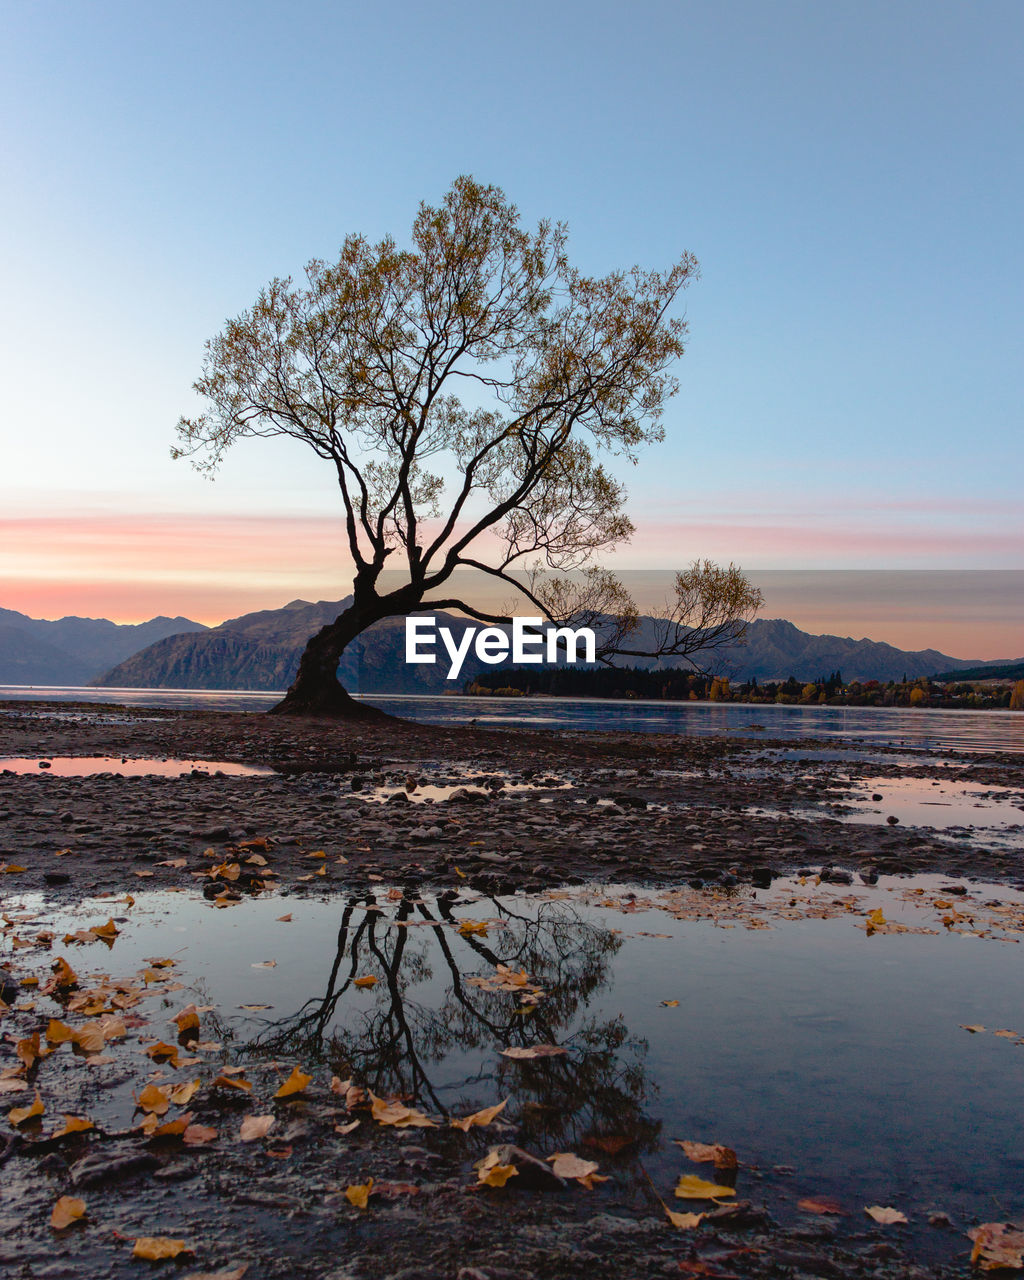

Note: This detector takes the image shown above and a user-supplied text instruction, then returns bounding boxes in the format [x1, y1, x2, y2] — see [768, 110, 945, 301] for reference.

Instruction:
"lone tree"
[174, 177, 761, 716]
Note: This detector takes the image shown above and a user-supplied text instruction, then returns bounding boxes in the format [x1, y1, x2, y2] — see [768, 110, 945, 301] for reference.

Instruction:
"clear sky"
[1, 1, 1021, 654]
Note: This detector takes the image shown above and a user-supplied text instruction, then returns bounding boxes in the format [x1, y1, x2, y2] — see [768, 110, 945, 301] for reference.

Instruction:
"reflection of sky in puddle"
[0, 756, 276, 777]
[6, 874, 1024, 1257]
[837, 775, 1024, 830]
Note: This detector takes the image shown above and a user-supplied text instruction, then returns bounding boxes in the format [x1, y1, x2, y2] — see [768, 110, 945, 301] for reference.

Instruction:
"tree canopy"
[174, 177, 759, 715]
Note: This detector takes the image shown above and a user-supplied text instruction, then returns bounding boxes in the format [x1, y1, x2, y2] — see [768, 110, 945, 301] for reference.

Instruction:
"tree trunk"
[268, 610, 391, 719]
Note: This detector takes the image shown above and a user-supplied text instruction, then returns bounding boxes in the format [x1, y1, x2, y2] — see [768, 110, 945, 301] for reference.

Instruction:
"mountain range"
[0, 607, 208, 685]
[83, 597, 1019, 690]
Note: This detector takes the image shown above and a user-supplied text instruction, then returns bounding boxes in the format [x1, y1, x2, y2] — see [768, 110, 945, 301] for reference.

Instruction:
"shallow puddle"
[4, 874, 1023, 1264]
[0, 756, 276, 778]
[836, 774, 1024, 830]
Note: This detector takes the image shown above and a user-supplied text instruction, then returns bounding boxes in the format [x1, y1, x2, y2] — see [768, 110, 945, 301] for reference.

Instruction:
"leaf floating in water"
[9, 1091, 45, 1125]
[274, 1066, 312, 1098]
[52, 1114, 94, 1138]
[798, 1197, 844, 1215]
[499, 1044, 566, 1060]
[450, 1098, 509, 1131]
[675, 1140, 738, 1170]
[353, 975, 377, 989]
[368, 1091, 436, 1128]
[865, 1205, 908, 1224]
[968, 1222, 1024, 1270]
[675, 1175, 736, 1201]
[961, 1024, 986, 1034]
[660, 1000, 680, 1007]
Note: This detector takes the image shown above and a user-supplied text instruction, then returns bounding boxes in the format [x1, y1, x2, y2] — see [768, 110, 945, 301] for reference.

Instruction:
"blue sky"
[1, 1, 1021, 638]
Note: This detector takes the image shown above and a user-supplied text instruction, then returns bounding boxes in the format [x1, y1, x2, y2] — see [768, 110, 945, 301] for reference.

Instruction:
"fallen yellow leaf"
[547, 1152, 600, 1181]
[345, 1178, 373, 1209]
[675, 1140, 738, 1169]
[353, 975, 377, 989]
[666, 1209, 704, 1229]
[968, 1222, 1024, 1271]
[450, 1098, 509, 1131]
[52, 1115, 94, 1137]
[475, 1150, 519, 1187]
[865, 1205, 908, 1224]
[674, 1175, 736, 1200]
[9, 1091, 44, 1126]
[51, 1196, 86, 1230]
[132, 1237, 191, 1260]
[136, 1085, 171, 1115]
[169, 1079, 201, 1106]
[240, 1114, 276, 1142]
[274, 1066, 312, 1098]
[369, 1091, 436, 1128]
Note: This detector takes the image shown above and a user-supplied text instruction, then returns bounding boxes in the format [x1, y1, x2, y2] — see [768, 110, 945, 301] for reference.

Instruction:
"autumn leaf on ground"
[240, 1115, 275, 1142]
[968, 1222, 1024, 1270]
[9, 1091, 44, 1125]
[132, 1237, 192, 1260]
[368, 1091, 436, 1127]
[52, 1115, 94, 1138]
[182, 1124, 218, 1145]
[499, 1044, 566, 1060]
[51, 1196, 86, 1230]
[139, 1113, 193, 1138]
[675, 1140, 738, 1170]
[72, 1023, 107, 1053]
[451, 1098, 509, 1131]
[137, 1084, 171, 1115]
[675, 1175, 737, 1200]
[353, 975, 377, 989]
[144, 1040, 181, 1065]
[335, 1120, 360, 1135]
[345, 1179, 373, 1209]
[475, 1150, 519, 1187]
[865, 1205, 908, 1224]
[172, 1005, 201, 1038]
[15, 1033, 49, 1069]
[51, 957, 78, 988]
[274, 1066, 311, 1098]
[169, 1079, 201, 1106]
[666, 1210, 704, 1229]
[798, 1197, 844, 1215]
[547, 1152, 600, 1182]
[211, 1074, 252, 1092]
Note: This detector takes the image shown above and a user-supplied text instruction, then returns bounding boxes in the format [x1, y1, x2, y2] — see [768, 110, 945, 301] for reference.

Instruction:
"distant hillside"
[932, 661, 1024, 682]
[94, 598, 1004, 691]
[0, 607, 208, 685]
[717, 617, 991, 684]
[94, 599, 484, 693]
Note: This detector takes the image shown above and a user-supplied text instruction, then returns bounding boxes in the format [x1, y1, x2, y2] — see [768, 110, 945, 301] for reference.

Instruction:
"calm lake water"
[8, 875, 1024, 1264]
[2, 684, 1023, 753]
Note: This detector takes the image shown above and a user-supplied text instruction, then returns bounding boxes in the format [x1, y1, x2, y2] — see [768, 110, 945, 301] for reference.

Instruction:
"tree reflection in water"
[254, 890, 660, 1154]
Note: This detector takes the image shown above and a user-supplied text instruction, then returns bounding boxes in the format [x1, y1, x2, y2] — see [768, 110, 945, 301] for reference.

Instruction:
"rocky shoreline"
[2, 701, 1022, 904]
[1, 700, 1022, 1280]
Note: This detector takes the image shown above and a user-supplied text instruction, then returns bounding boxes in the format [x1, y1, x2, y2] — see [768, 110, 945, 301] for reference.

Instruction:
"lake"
[2, 684, 1022, 753]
